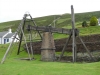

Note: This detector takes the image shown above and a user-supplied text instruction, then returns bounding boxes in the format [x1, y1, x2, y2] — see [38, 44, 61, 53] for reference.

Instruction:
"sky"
[0, 0, 100, 23]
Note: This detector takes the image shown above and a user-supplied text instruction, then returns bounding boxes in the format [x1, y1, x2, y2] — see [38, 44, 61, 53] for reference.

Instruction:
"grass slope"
[0, 11, 100, 40]
[0, 44, 100, 75]
[54, 25, 100, 39]
[0, 60, 100, 75]
[0, 11, 100, 31]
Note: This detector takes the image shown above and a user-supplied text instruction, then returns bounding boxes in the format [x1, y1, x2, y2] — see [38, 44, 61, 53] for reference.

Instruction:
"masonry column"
[41, 32, 56, 61]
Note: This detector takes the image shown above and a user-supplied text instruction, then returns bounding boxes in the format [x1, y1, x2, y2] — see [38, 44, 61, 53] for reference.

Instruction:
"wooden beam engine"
[27, 25, 79, 35]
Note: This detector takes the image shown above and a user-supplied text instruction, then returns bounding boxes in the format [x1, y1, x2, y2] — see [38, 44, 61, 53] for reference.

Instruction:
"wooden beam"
[78, 36, 96, 61]
[27, 25, 72, 35]
[71, 5, 77, 62]
[58, 34, 72, 61]
[17, 20, 26, 55]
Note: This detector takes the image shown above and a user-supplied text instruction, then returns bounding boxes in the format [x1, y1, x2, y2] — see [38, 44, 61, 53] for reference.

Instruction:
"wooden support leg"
[72, 35, 77, 62]
[58, 34, 72, 61]
[29, 14, 43, 40]
[37, 31, 43, 40]
[17, 33, 23, 55]
[78, 36, 96, 61]
[20, 25, 32, 60]
[75, 36, 77, 62]
[29, 31, 34, 58]
[1, 32, 18, 64]
[17, 21, 26, 55]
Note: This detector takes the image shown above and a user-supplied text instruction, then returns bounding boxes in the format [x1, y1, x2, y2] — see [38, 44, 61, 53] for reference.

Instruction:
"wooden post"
[29, 14, 43, 40]
[29, 30, 34, 58]
[71, 5, 77, 62]
[20, 24, 32, 60]
[58, 34, 72, 61]
[17, 22, 25, 55]
[78, 36, 96, 61]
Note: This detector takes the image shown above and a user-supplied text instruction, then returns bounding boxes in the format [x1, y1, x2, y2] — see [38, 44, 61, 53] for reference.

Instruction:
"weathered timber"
[27, 25, 72, 35]
[71, 5, 77, 62]
[58, 34, 72, 61]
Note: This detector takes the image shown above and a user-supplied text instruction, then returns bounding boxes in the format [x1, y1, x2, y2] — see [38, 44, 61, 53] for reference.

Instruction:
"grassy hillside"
[0, 11, 100, 40]
[0, 20, 20, 32]
[0, 11, 100, 31]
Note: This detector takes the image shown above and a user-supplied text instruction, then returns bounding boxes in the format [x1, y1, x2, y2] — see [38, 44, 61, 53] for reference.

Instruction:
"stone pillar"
[41, 32, 56, 61]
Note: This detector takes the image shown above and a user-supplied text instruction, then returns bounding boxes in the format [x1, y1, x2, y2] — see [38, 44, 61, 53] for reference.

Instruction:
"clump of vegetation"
[82, 21, 88, 27]
[90, 16, 98, 26]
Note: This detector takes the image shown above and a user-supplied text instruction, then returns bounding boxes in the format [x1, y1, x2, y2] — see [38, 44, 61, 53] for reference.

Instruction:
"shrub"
[90, 16, 98, 26]
[82, 21, 88, 27]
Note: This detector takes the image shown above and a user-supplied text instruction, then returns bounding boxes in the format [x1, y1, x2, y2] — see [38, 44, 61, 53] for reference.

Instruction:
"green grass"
[53, 25, 100, 39]
[0, 20, 20, 32]
[0, 60, 100, 75]
[79, 26, 100, 35]
[0, 44, 100, 75]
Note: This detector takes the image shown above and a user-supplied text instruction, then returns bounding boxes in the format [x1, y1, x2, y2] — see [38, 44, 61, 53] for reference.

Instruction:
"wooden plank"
[71, 5, 77, 62]
[78, 36, 96, 61]
[58, 34, 72, 61]
[27, 25, 72, 35]
[29, 14, 43, 40]
[17, 20, 26, 55]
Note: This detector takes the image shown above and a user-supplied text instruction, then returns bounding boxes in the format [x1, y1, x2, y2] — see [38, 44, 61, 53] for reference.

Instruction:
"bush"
[90, 16, 98, 26]
[82, 21, 88, 27]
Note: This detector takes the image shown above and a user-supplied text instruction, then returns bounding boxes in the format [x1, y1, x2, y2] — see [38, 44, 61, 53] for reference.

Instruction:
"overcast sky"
[0, 0, 100, 23]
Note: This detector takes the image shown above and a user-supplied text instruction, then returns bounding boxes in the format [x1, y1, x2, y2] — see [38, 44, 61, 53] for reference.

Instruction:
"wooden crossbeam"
[27, 25, 73, 35]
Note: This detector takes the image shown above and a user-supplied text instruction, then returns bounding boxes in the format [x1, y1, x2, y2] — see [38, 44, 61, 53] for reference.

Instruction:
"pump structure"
[1, 5, 96, 64]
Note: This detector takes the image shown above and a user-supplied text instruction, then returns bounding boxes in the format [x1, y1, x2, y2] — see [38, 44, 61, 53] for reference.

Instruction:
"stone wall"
[24, 34, 100, 54]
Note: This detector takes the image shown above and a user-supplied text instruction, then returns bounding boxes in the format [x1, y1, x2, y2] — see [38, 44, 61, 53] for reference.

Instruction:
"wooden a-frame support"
[17, 14, 42, 55]
[1, 14, 42, 64]
[58, 5, 95, 62]
[1, 14, 31, 64]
